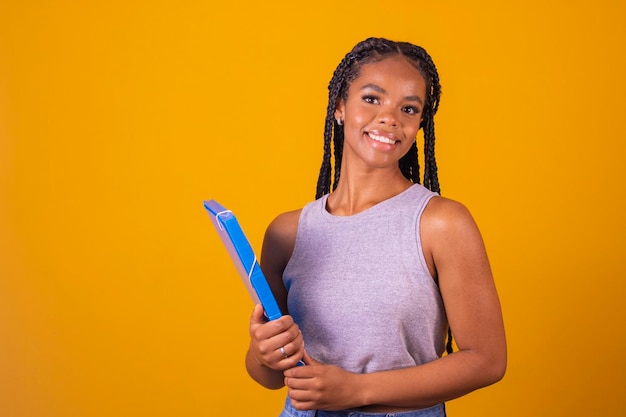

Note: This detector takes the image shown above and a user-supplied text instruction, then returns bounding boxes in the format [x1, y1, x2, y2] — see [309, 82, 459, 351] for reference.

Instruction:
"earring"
[337, 118, 343, 126]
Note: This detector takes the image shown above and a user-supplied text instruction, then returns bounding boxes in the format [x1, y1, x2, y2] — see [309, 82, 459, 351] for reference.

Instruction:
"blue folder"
[203, 200, 283, 321]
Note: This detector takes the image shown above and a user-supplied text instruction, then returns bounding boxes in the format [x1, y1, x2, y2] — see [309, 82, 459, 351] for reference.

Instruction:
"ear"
[334, 100, 345, 123]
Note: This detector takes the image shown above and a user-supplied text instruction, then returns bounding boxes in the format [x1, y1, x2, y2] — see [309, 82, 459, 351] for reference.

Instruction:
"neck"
[326, 168, 412, 216]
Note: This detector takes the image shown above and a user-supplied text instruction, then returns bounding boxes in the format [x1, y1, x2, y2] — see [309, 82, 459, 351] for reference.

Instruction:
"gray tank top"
[284, 184, 448, 374]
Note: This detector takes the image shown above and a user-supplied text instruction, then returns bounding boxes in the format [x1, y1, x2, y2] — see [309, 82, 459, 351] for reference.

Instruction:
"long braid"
[316, 38, 452, 353]
[315, 108, 333, 199]
[399, 142, 420, 183]
[396, 41, 442, 194]
[422, 116, 440, 193]
[332, 124, 344, 191]
[316, 53, 354, 199]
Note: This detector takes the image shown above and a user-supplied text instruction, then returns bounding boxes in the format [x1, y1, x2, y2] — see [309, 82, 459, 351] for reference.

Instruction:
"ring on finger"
[280, 346, 288, 359]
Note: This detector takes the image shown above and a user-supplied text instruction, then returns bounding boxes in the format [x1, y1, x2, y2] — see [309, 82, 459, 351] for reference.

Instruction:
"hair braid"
[332, 124, 344, 191]
[422, 116, 440, 194]
[316, 53, 354, 199]
[399, 142, 420, 183]
[315, 109, 334, 199]
[397, 41, 442, 194]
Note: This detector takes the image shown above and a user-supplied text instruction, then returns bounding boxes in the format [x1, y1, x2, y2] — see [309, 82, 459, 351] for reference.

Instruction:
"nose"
[376, 106, 399, 127]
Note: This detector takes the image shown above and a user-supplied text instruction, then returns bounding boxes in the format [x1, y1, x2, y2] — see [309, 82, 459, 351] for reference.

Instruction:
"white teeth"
[368, 133, 396, 145]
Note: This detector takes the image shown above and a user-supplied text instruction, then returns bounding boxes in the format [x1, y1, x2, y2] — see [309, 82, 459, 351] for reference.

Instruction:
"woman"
[246, 37, 506, 417]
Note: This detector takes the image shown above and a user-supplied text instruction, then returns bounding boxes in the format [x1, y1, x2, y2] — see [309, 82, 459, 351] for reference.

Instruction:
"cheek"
[348, 109, 372, 125]
[406, 125, 421, 139]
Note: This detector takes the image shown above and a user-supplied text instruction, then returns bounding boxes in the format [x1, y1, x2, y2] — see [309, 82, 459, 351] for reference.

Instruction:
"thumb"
[302, 349, 320, 366]
[250, 304, 267, 325]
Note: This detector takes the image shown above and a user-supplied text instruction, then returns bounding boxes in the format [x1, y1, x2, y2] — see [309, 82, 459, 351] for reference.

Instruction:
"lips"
[367, 132, 398, 145]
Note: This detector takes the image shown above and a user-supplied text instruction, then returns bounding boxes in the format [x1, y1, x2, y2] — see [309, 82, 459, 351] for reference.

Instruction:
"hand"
[283, 351, 362, 411]
[248, 304, 304, 371]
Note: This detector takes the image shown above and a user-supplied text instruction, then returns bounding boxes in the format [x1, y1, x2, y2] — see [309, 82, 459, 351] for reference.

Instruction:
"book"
[203, 200, 283, 321]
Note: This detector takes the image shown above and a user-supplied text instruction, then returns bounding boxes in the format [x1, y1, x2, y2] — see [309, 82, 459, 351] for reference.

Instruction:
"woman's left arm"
[284, 197, 507, 411]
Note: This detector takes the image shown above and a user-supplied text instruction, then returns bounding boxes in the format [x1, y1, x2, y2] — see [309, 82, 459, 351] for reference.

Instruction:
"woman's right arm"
[245, 210, 304, 389]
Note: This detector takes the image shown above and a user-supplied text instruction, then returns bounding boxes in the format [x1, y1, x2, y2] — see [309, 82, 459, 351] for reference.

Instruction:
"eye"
[362, 95, 380, 104]
[402, 105, 421, 115]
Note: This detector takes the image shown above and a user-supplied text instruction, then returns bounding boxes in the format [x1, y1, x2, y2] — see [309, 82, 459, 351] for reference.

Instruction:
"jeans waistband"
[279, 397, 446, 417]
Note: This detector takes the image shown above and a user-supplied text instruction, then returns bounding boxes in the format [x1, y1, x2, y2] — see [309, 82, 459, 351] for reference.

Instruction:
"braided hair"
[316, 37, 441, 198]
[315, 37, 453, 354]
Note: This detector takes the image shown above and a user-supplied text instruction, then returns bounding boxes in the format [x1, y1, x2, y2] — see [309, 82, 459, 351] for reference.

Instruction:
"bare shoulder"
[420, 196, 488, 279]
[266, 208, 302, 234]
[263, 209, 302, 258]
[422, 196, 481, 239]
[262, 209, 302, 270]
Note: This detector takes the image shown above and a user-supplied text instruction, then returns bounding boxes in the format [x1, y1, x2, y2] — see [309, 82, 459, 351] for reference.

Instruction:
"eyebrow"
[360, 83, 423, 105]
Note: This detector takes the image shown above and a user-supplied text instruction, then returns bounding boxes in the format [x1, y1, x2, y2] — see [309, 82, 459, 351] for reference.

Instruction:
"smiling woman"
[334, 57, 426, 178]
[243, 37, 506, 416]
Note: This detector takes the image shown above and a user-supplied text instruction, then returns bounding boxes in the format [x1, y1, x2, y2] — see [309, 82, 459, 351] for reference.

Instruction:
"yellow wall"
[1, 1, 625, 416]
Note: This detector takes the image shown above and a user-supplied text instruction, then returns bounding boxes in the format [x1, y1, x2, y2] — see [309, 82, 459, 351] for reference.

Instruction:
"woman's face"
[335, 56, 427, 171]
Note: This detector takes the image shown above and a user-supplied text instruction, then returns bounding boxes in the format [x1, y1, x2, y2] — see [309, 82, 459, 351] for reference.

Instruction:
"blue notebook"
[203, 200, 283, 321]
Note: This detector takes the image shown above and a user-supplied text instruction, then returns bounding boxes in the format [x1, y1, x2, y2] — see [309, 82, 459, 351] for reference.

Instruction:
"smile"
[367, 132, 397, 145]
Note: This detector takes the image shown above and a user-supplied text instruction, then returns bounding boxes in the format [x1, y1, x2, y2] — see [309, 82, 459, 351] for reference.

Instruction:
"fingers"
[275, 331, 304, 364]
[249, 305, 304, 370]
[250, 306, 297, 341]
[301, 349, 318, 365]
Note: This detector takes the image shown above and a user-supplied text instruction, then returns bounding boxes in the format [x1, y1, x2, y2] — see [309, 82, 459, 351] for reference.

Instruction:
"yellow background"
[1, 1, 625, 416]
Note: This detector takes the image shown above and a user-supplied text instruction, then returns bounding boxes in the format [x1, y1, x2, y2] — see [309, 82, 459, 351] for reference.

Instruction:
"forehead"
[350, 56, 427, 97]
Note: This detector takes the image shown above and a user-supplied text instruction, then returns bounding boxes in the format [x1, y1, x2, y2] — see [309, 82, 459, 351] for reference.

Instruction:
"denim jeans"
[278, 397, 446, 417]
